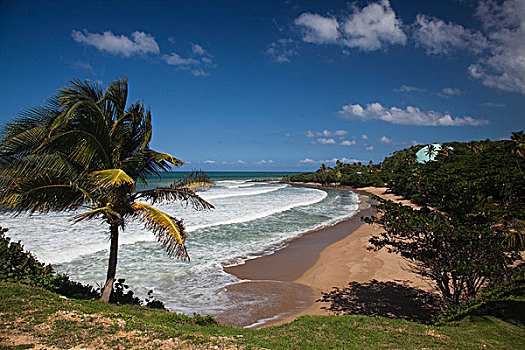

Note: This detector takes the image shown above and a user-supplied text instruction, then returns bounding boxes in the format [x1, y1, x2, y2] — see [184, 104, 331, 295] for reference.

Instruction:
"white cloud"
[482, 102, 506, 108]
[338, 102, 489, 126]
[380, 135, 393, 144]
[71, 30, 160, 57]
[191, 43, 209, 56]
[333, 129, 348, 136]
[203, 160, 215, 164]
[163, 53, 199, 66]
[341, 0, 407, 51]
[294, 13, 340, 44]
[394, 84, 427, 93]
[317, 138, 336, 144]
[163, 43, 214, 77]
[361, 134, 369, 140]
[71, 60, 94, 73]
[411, 1, 525, 95]
[237, 160, 246, 164]
[413, 15, 489, 55]
[307, 129, 348, 138]
[366, 145, 374, 151]
[265, 38, 298, 63]
[300, 158, 316, 163]
[468, 0, 525, 94]
[255, 159, 274, 164]
[294, 0, 406, 51]
[340, 140, 357, 146]
[439, 87, 462, 98]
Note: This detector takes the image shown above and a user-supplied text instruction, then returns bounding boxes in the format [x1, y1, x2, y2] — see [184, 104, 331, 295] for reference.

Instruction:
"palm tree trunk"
[100, 224, 119, 302]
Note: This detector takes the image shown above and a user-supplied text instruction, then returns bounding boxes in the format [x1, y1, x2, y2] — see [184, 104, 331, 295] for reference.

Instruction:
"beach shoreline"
[219, 184, 429, 328]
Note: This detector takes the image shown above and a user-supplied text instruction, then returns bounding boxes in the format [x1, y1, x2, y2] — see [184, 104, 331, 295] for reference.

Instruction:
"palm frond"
[74, 206, 121, 224]
[135, 170, 214, 210]
[135, 186, 214, 210]
[90, 169, 135, 188]
[0, 176, 91, 214]
[131, 202, 189, 260]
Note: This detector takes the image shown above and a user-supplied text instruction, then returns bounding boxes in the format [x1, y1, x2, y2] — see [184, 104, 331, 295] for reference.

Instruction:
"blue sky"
[1, 0, 524, 171]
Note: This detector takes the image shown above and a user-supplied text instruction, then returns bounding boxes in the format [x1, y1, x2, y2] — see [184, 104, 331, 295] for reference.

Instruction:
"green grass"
[1, 282, 524, 349]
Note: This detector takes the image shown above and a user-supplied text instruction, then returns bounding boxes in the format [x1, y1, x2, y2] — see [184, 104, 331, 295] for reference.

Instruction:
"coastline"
[219, 184, 429, 328]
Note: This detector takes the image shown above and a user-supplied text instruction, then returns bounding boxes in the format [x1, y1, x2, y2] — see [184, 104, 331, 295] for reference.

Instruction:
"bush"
[0, 226, 166, 309]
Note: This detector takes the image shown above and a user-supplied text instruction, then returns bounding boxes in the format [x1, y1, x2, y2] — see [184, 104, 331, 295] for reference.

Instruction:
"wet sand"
[220, 186, 429, 328]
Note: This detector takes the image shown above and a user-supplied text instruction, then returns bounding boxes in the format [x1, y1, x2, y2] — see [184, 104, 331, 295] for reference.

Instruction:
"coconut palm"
[0, 78, 213, 302]
[425, 144, 437, 160]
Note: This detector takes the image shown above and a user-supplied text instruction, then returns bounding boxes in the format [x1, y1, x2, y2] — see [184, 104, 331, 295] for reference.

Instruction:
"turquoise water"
[1, 172, 359, 319]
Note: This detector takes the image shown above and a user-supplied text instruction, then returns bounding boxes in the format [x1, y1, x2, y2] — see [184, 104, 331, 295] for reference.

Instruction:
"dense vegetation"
[286, 133, 525, 315]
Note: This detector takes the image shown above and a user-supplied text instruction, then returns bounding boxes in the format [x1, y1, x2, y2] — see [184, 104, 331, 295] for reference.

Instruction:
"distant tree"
[0, 78, 213, 302]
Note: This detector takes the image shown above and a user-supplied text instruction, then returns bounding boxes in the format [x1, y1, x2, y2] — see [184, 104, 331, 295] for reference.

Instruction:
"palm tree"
[0, 78, 213, 302]
[425, 144, 437, 161]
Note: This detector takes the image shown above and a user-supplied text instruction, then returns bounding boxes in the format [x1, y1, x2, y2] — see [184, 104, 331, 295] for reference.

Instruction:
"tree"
[366, 198, 521, 308]
[0, 78, 213, 302]
[510, 130, 524, 175]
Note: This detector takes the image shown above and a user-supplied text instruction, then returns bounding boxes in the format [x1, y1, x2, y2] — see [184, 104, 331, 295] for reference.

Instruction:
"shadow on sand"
[317, 279, 440, 324]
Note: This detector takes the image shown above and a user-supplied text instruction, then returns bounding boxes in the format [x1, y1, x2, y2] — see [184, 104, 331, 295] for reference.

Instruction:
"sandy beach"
[220, 185, 431, 328]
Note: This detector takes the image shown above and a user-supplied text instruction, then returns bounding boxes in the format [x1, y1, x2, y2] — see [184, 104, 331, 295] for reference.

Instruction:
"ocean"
[0, 172, 359, 318]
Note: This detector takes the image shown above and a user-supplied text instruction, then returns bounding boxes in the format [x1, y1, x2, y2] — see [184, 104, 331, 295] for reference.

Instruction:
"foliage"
[366, 198, 523, 308]
[0, 78, 214, 300]
[284, 160, 385, 187]
[435, 266, 525, 325]
[0, 226, 99, 300]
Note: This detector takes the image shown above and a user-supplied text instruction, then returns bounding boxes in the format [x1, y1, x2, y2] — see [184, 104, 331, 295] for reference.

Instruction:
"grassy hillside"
[1, 282, 524, 349]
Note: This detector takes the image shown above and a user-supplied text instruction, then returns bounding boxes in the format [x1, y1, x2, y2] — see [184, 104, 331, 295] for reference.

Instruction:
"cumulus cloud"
[341, 0, 407, 50]
[468, 0, 525, 94]
[163, 42, 214, 77]
[71, 30, 160, 57]
[439, 87, 462, 98]
[394, 84, 428, 93]
[294, 0, 406, 51]
[411, 1, 525, 95]
[316, 138, 336, 144]
[482, 102, 506, 108]
[361, 134, 369, 140]
[163, 53, 199, 66]
[294, 13, 340, 44]
[412, 15, 489, 55]
[300, 158, 317, 163]
[255, 159, 274, 164]
[306, 129, 348, 138]
[265, 38, 298, 62]
[380, 135, 393, 144]
[203, 160, 215, 164]
[366, 145, 374, 151]
[191, 43, 209, 56]
[337, 102, 489, 126]
[340, 140, 357, 146]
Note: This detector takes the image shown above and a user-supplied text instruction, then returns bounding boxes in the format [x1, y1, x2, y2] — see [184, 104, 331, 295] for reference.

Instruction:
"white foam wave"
[188, 189, 327, 232]
[201, 184, 287, 200]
